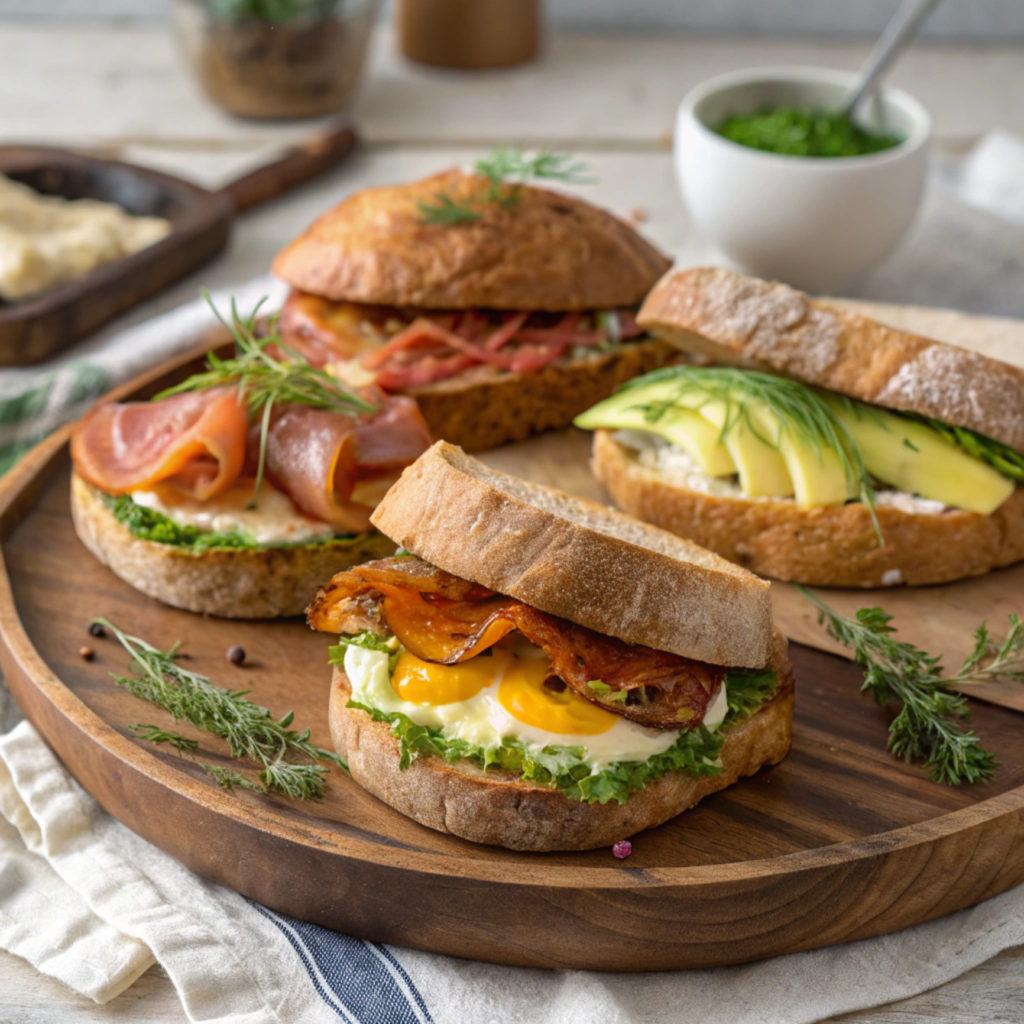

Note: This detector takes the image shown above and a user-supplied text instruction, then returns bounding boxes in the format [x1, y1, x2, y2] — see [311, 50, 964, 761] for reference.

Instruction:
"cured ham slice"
[72, 388, 431, 534]
[278, 290, 648, 391]
[308, 556, 724, 730]
[261, 396, 432, 534]
[70, 388, 248, 501]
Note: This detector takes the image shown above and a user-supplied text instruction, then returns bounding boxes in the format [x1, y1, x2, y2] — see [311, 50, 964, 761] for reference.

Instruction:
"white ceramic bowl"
[675, 67, 931, 292]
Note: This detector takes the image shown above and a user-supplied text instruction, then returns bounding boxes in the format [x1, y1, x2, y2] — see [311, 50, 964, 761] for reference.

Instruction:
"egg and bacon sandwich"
[576, 267, 1024, 588]
[271, 157, 677, 453]
[307, 441, 793, 851]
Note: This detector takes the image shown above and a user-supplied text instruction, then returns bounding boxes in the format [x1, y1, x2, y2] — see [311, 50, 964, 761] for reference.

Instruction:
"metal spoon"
[840, 0, 943, 118]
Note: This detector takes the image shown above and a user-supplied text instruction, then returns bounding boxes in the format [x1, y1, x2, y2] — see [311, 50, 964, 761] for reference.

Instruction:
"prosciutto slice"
[70, 388, 248, 501]
[308, 557, 724, 730]
[72, 389, 431, 533]
[260, 396, 431, 533]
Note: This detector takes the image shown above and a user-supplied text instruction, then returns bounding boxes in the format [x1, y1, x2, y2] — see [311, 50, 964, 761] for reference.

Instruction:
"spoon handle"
[841, 0, 942, 117]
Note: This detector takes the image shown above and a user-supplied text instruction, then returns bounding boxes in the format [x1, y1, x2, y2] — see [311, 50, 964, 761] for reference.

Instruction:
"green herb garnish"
[100, 493, 367, 554]
[157, 293, 374, 508]
[418, 147, 593, 225]
[334, 633, 778, 805]
[619, 366, 882, 540]
[717, 107, 903, 158]
[99, 618, 348, 800]
[799, 588, 1024, 785]
[208, 0, 337, 24]
[129, 724, 198, 754]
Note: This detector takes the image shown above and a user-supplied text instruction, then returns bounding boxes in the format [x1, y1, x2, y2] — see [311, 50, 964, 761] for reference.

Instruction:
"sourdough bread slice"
[273, 170, 671, 311]
[409, 337, 677, 451]
[592, 430, 1024, 588]
[329, 630, 794, 851]
[71, 474, 394, 619]
[638, 267, 1024, 454]
[370, 441, 774, 668]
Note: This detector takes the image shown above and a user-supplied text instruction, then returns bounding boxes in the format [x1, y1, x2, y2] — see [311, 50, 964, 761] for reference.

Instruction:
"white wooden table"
[1, 20, 1023, 1022]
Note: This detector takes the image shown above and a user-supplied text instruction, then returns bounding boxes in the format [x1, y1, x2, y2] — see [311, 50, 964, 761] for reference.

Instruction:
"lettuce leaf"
[102, 493, 362, 553]
[339, 636, 780, 805]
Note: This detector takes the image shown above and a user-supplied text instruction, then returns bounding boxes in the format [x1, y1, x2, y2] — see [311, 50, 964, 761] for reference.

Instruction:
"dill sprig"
[418, 147, 594, 224]
[98, 618, 347, 800]
[620, 366, 882, 541]
[796, 587, 1024, 785]
[156, 292, 375, 506]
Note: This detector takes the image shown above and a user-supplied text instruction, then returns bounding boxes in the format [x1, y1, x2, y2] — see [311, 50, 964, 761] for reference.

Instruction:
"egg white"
[344, 640, 729, 771]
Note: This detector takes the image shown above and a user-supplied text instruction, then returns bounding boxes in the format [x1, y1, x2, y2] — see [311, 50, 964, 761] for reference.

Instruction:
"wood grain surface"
[1, 326, 1024, 971]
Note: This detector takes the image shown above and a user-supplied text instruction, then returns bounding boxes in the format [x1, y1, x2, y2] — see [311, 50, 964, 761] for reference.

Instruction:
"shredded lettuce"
[102, 493, 363, 554]
[332, 632, 780, 805]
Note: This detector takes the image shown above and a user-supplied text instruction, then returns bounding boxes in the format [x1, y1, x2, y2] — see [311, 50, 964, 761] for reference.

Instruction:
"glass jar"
[173, 0, 378, 120]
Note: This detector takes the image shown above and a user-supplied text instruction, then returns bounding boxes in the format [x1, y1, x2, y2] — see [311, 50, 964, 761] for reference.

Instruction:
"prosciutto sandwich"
[576, 267, 1024, 587]
[307, 442, 794, 851]
[271, 155, 677, 451]
[70, 304, 433, 618]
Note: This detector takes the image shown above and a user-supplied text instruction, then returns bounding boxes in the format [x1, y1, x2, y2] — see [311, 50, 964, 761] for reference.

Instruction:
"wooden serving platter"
[2, 347, 1024, 973]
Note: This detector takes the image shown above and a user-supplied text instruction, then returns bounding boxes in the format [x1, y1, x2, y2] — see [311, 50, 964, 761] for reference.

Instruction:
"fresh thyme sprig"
[129, 724, 198, 754]
[418, 147, 594, 224]
[98, 618, 347, 800]
[621, 366, 882, 540]
[797, 588, 1024, 785]
[157, 292, 375, 507]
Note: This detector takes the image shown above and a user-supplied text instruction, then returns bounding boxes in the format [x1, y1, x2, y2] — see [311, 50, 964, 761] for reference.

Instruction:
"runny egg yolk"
[390, 644, 621, 736]
[391, 649, 500, 705]
[497, 660, 618, 736]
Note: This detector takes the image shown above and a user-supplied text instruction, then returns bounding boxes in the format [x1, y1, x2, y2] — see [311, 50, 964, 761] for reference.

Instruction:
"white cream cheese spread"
[130, 480, 335, 545]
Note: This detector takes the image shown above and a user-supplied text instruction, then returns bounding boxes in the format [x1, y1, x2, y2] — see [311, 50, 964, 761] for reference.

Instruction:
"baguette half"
[71, 474, 394, 618]
[638, 266, 1024, 453]
[592, 430, 1024, 588]
[369, 441, 774, 668]
[329, 631, 794, 852]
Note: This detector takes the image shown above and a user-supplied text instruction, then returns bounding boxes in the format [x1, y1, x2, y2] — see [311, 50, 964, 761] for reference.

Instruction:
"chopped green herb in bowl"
[716, 107, 903, 158]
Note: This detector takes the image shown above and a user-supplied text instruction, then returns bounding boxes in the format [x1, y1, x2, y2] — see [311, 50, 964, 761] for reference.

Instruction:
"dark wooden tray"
[1, 346, 1023, 971]
[0, 129, 354, 366]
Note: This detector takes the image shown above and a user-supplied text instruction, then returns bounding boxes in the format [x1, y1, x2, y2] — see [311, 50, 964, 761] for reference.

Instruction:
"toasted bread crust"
[71, 474, 395, 618]
[371, 442, 774, 667]
[638, 267, 1024, 454]
[410, 338, 677, 451]
[592, 431, 1024, 588]
[272, 170, 671, 311]
[329, 631, 794, 852]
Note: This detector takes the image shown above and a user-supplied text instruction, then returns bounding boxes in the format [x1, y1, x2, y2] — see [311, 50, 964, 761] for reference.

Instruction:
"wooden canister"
[396, 0, 540, 69]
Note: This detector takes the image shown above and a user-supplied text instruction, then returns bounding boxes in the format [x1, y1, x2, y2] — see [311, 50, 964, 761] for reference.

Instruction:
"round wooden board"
[2, 349, 1024, 973]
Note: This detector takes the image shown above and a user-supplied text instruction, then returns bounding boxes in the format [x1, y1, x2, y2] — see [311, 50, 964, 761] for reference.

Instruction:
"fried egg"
[344, 633, 729, 770]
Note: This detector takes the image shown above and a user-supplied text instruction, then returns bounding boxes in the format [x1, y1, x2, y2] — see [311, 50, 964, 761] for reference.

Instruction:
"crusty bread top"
[369, 442, 774, 668]
[638, 267, 1024, 454]
[272, 170, 671, 311]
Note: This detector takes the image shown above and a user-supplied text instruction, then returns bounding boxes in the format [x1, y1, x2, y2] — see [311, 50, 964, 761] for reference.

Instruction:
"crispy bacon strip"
[308, 557, 723, 730]
[70, 388, 248, 501]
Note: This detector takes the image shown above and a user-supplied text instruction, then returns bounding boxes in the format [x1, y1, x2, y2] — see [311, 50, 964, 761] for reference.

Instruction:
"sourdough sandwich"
[272, 168, 678, 450]
[577, 267, 1024, 587]
[308, 441, 793, 851]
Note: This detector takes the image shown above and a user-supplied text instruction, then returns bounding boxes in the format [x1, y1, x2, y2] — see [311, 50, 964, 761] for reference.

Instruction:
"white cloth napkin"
[3, 719, 1024, 1024]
